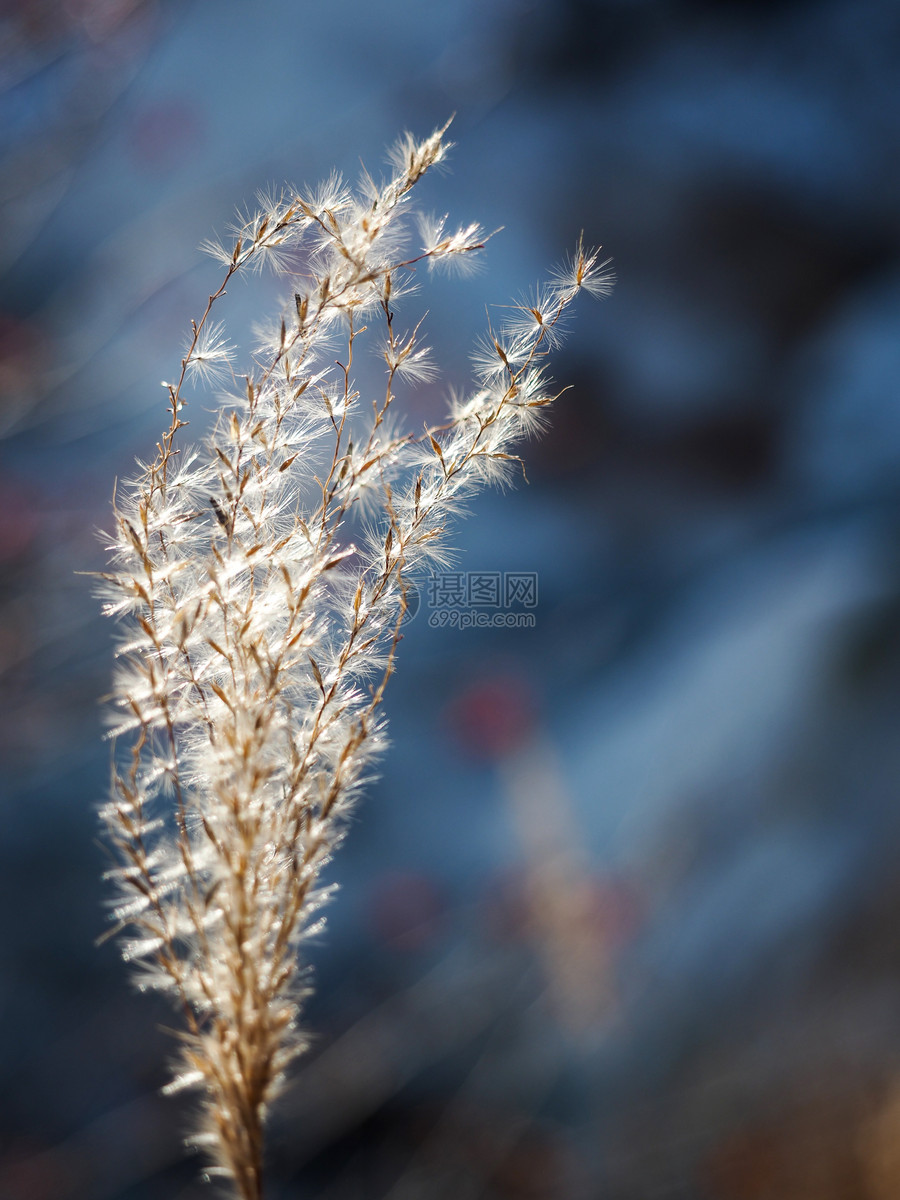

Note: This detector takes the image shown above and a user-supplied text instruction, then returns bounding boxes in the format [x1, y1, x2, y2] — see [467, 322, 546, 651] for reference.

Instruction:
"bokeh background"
[4, 0, 900, 1196]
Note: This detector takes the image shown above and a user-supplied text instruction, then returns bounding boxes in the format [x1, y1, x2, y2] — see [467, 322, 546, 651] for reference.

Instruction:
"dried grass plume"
[98, 120, 612, 1198]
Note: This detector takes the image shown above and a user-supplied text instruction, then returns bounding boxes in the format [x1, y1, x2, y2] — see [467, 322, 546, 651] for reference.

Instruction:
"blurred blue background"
[4, 0, 900, 1196]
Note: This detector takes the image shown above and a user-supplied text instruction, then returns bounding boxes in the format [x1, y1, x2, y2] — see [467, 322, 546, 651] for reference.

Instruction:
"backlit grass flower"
[99, 120, 611, 1200]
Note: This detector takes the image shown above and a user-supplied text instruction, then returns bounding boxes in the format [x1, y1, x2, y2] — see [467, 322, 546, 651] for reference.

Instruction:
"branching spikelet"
[99, 122, 611, 1199]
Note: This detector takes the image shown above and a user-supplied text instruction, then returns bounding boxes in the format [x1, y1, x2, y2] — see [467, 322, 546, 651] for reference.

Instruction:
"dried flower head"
[98, 120, 611, 1199]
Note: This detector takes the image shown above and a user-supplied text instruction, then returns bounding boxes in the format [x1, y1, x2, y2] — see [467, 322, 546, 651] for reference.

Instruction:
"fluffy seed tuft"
[99, 120, 611, 1200]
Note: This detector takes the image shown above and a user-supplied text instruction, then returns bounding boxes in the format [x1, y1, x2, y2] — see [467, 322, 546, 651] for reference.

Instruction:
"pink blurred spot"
[130, 98, 204, 171]
[479, 868, 533, 944]
[573, 874, 644, 951]
[62, 0, 149, 41]
[445, 674, 537, 760]
[480, 867, 643, 950]
[368, 871, 446, 952]
[0, 312, 41, 423]
[0, 482, 40, 562]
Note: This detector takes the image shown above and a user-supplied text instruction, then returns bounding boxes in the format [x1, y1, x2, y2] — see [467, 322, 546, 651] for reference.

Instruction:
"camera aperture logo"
[423, 571, 538, 629]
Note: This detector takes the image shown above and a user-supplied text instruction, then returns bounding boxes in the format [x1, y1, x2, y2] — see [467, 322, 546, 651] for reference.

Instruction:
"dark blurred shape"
[692, 185, 888, 351]
[510, 0, 665, 85]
